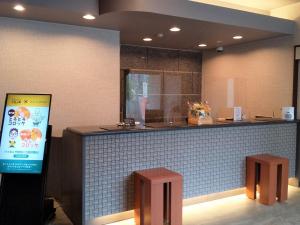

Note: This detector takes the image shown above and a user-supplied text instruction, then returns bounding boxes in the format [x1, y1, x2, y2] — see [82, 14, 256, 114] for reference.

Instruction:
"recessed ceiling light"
[233, 35, 243, 40]
[170, 26, 181, 32]
[143, 37, 152, 42]
[83, 14, 95, 20]
[198, 44, 207, 47]
[14, 4, 25, 12]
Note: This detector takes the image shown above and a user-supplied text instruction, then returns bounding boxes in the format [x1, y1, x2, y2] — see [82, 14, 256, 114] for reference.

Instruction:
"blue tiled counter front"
[62, 122, 297, 225]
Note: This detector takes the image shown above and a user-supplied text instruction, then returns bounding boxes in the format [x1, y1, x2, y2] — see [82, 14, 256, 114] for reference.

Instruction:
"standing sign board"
[0, 94, 51, 174]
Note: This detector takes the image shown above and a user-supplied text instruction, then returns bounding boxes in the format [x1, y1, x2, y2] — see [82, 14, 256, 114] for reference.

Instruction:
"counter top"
[66, 119, 298, 136]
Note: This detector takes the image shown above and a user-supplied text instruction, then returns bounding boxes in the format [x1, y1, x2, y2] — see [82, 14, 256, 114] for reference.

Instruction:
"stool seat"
[246, 154, 289, 205]
[135, 167, 182, 184]
[248, 154, 288, 165]
[134, 167, 183, 225]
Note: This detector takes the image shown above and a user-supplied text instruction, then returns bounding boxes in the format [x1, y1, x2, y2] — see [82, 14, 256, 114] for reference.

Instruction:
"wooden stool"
[134, 167, 183, 225]
[246, 154, 289, 205]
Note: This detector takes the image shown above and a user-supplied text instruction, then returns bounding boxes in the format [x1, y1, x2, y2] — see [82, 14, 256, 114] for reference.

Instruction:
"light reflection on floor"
[106, 219, 135, 225]
[106, 186, 300, 225]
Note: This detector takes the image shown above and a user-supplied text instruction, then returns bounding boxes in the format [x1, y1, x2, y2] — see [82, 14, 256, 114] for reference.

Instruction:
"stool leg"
[134, 175, 142, 225]
[170, 178, 183, 225]
[149, 183, 164, 225]
[246, 157, 256, 199]
[260, 163, 277, 205]
[277, 160, 289, 202]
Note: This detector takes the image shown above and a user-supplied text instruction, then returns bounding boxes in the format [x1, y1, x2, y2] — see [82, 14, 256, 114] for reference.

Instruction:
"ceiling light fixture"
[198, 44, 207, 47]
[233, 35, 243, 40]
[14, 4, 25, 12]
[83, 14, 95, 20]
[143, 37, 153, 42]
[170, 26, 181, 32]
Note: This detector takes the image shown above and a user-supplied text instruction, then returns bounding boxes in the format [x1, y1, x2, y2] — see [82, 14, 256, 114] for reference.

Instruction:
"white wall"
[202, 36, 294, 119]
[0, 17, 120, 137]
[202, 2, 300, 120]
[271, 3, 300, 119]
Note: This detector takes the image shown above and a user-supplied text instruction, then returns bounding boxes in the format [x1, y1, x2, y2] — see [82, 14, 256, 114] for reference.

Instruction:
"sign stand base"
[0, 125, 53, 225]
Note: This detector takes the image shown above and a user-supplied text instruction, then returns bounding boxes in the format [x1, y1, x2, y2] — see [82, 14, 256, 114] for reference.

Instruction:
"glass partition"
[124, 69, 201, 123]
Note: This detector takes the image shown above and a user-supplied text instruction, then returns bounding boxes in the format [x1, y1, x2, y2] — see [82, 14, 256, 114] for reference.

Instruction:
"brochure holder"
[0, 125, 52, 225]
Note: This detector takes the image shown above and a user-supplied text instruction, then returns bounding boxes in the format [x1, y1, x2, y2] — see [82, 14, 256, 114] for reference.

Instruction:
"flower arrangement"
[188, 101, 213, 125]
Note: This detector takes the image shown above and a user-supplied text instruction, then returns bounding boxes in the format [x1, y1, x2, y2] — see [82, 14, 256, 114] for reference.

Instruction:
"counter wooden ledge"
[67, 119, 298, 136]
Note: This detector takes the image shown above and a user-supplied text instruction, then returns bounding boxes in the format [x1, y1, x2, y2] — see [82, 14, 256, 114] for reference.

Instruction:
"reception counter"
[62, 120, 297, 225]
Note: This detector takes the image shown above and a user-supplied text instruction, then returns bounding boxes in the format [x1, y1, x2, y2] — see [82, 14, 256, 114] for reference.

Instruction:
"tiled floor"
[51, 186, 300, 225]
[182, 186, 300, 225]
[47, 201, 73, 225]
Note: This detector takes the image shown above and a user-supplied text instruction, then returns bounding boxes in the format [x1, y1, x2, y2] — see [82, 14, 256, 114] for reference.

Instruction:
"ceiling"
[218, 0, 300, 10]
[191, 0, 300, 15]
[112, 12, 285, 50]
[0, 0, 295, 51]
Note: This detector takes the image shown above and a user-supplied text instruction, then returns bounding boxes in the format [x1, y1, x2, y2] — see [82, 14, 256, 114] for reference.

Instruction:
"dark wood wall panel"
[61, 131, 83, 225]
[120, 45, 202, 73]
[46, 137, 63, 200]
[179, 51, 202, 72]
[120, 46, 147, 69]
[147, 47, 179, 71]
[120, 45, 203, 122]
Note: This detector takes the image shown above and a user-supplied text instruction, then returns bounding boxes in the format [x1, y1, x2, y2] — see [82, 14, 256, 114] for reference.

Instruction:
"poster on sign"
[0, 94, 51, 174]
